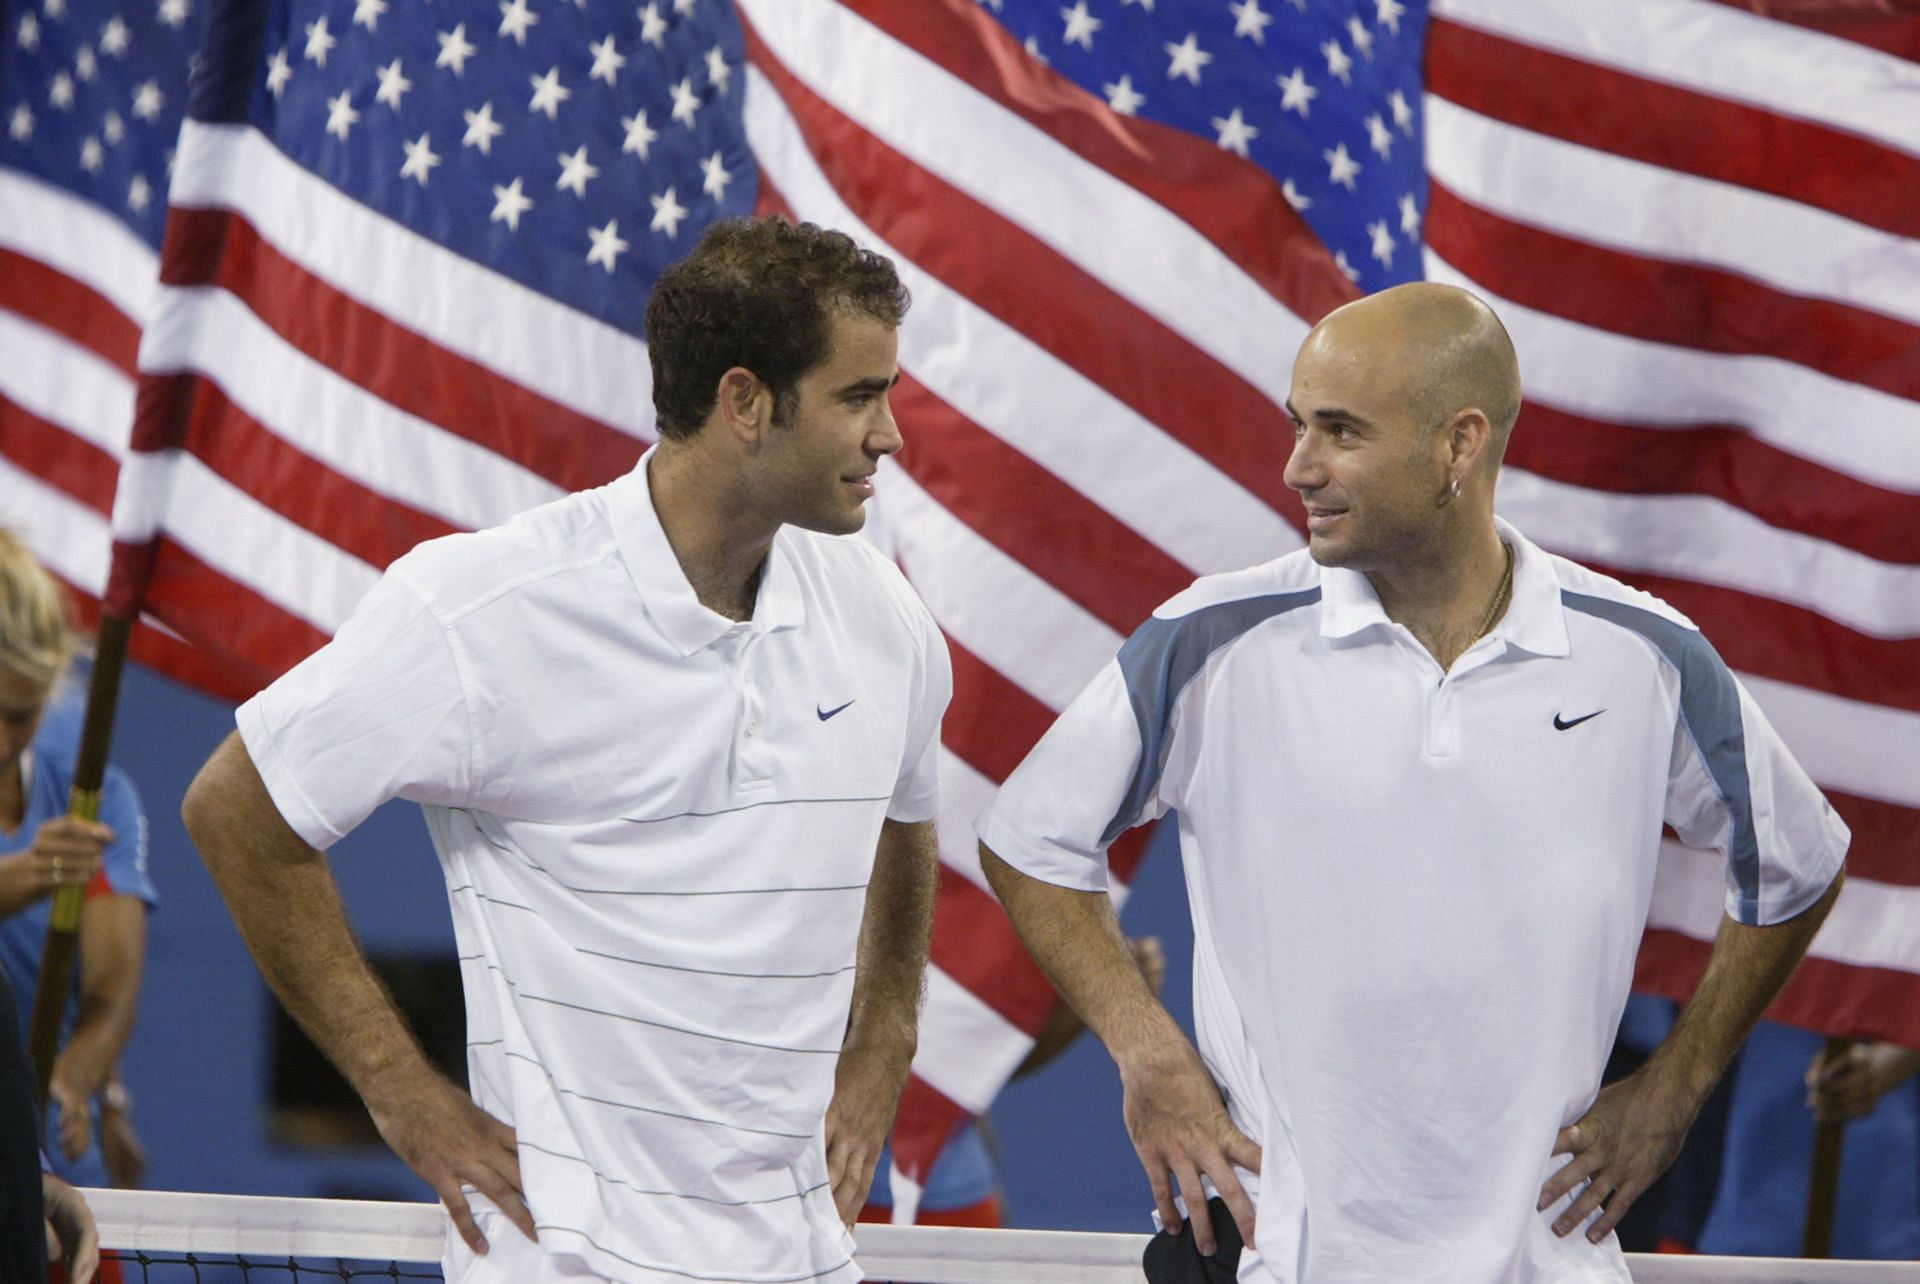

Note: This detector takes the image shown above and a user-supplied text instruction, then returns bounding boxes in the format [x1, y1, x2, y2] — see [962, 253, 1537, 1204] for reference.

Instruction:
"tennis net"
[82, 1189, 1920, 1283]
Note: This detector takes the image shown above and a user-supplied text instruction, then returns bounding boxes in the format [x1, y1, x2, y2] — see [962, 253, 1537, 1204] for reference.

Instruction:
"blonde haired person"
[0, 530, 156, 1193]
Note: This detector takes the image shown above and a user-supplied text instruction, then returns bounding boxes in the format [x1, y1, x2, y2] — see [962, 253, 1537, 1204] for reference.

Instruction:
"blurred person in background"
[0, 529, 157, 1197]
[1681, 1022, 1920, 1260]
[1811, 1041, 1920, 1127]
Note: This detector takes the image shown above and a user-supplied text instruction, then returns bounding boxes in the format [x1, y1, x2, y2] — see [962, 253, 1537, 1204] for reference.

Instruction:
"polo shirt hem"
[445, 1213, 862, 1284]
[977, 814, 1108, 893]
[1736, 817, 1848, 927]
[531, 1226, 860, 1284]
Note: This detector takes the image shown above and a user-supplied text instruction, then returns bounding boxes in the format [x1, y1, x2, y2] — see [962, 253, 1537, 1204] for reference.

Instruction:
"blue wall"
[111, 657, 1195, 1230]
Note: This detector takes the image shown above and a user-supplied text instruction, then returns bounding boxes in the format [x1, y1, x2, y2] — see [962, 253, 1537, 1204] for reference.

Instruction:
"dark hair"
[644, 217, 910, 440]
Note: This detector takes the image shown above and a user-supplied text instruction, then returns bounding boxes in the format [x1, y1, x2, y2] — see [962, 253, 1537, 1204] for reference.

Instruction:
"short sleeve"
[236, 568, 472, 851]
[976, 583, 1301, 892]
[1665, 669, 1848, 926]
[976, 658, 1159, 894]
[91, 766, 155, 906]
[886, 599, 953, 824]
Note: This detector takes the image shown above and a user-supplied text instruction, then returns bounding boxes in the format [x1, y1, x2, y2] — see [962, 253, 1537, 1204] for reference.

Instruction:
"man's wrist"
[99, 1080, 133, 1114]
[839, 1031, 916, 1077]
[352, 1041, 448, 1121]
[1111, 1021, 1201, 1086]
[1634, 1047, 1719, 1123]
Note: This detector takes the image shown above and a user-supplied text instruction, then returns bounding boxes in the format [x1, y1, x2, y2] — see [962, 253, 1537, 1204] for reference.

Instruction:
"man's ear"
[716, 367, 770, 444]
[1446, 407, 1493, 476]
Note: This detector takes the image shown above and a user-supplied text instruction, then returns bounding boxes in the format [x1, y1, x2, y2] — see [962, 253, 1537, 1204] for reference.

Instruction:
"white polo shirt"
[979, 520, 1846, 1284]
[239, 449, 951, 1284]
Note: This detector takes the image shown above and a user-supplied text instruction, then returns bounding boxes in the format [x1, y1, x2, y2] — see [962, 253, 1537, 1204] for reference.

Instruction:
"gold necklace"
[1472, 540, 1515, 643]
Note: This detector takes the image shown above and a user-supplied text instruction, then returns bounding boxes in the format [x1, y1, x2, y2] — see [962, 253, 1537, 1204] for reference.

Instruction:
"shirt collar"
[1494, 517, 1570, 658]
[1315, 516, 1570, 657]
[1316, 560, 1393, 640]
[610, 447, 806, 657]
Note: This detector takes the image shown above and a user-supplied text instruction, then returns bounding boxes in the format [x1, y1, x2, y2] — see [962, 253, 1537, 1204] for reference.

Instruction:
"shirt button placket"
[742, 638, 759, 738]
[1428, 680, 1461, 758]
[735, 629, 770, 786]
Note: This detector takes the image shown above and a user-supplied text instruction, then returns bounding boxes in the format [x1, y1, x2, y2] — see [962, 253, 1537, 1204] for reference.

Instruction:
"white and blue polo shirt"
[979, 519, 1846, 1284]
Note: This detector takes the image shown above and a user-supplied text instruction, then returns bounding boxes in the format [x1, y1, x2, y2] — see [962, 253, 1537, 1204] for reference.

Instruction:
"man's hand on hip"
[1545, 886, 1845, 1243]
[1120, 1037, 1261, 1258]
[1539, 1069, 1693, 1243]
[368, 1066, 534, 1255]
[824, 1042, 913, 1226]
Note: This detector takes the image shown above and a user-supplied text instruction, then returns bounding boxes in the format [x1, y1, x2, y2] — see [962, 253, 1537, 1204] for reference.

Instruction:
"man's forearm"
[980, 845, 1179, 1070]
[1646, 871, 1846, 1104]
[842, 818, 939, 1065]
[982, 842, 1261, 1253]
[183, 733, 434, 1106]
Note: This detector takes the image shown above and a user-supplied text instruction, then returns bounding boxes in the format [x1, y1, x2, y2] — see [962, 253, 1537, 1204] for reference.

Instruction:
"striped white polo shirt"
[239, 450, 951, 1283]
[980, 520, 1846, 1284]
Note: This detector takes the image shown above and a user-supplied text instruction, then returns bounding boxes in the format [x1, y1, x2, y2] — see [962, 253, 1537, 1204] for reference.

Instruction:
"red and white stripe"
[1426, 0, 1920, 1045]
[0, 167, 232, 690]
[1, 169, 147, 589]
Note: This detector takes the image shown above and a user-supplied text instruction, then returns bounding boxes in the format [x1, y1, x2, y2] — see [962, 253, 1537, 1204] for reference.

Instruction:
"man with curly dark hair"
[646, 217, 910, 443]
[184, 217, 952, 1284]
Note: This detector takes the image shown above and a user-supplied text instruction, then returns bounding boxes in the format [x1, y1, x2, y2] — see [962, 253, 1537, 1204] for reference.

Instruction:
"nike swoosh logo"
[817, 700, 856, 722]
[1553, 710, 1605, 731]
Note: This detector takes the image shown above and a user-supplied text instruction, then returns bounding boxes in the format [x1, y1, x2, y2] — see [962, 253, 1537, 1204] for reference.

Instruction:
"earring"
[1450, 478, 1462, 499]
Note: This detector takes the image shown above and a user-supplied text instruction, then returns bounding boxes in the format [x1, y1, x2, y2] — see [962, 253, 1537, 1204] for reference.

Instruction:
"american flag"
[3, 0, 1917, 1217]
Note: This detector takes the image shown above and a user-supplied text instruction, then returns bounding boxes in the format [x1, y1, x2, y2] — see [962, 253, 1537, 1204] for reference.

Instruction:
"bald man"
[977, 284, 1848, 1282]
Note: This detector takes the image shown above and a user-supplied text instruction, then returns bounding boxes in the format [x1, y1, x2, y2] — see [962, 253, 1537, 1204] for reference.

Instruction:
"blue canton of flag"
[231, 0, 760, 337]
[0, 0, 203, 250]
[982, 0, 1429, 292]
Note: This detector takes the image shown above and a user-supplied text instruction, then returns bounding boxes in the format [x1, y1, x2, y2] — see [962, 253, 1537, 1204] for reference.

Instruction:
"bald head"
[1307, 282, 1522, 465]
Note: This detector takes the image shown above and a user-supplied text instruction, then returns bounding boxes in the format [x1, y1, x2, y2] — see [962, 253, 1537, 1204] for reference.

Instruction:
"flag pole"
[27, 613, 134, 1110]
[1800, 1035, 1854, 1259]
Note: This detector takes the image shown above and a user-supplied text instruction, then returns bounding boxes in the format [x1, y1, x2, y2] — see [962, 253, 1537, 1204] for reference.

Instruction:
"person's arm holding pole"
[26, 616, 132, 1108]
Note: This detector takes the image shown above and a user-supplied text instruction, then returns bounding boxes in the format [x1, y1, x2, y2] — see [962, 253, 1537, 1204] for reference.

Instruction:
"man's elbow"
[979, 843, 1022, 903]
[1771, 862, 1846, 936]
[180, 752, 222, 848]
[182, 732, 253, 856]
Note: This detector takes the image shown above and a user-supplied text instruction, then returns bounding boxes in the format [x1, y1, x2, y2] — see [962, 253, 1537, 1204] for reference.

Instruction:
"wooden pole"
[1800, 1035, 1854, 1259]
[27, 613, 133, 1110]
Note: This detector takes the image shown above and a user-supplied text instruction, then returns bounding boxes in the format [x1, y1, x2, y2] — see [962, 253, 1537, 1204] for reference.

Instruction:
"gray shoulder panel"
[1102, 587, 1321, 846]
[1560, 590, 1758, 911]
